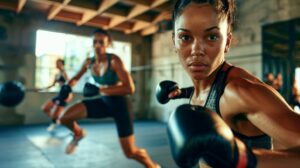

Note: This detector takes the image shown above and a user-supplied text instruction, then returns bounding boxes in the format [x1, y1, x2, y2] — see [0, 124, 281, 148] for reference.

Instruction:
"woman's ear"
[225, 32, 232, 53]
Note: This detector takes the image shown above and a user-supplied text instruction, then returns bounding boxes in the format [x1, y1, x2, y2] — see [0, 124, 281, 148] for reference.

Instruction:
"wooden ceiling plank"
[17, 0, 27, 13]
[150, 0, 168, 8]
[47, 0, 71, 20]
[110, 0, 169, 29]
[152, 11, 171, 23]
[131, 21, 150, 32]
[140, 25, 158, 36]
[123, 0, 150, 6]
[77, 0, 119, 26]
[127, 5, 149, 19]
[77, 11, 97, 25]
[108, 4, 148, 28]
[109, 15, 126, 28]
[97, 0, 119, 13]
[128, 12, 170, 34]
[0, 3, 15, 11]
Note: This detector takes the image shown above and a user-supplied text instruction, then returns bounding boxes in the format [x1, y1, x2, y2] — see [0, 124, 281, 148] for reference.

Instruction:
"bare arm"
[37, 76, 57, 91]
[99, 55, 135, 96]
[45, 78, 56, 90]
[223, 79, 300, 167]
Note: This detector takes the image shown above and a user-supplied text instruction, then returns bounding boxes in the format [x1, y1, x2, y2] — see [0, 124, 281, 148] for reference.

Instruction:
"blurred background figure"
[273, 73, 283, 93]
[264, 72, 274, 87]
[40, 58, 71, 132]
[40, 58, 69, 91]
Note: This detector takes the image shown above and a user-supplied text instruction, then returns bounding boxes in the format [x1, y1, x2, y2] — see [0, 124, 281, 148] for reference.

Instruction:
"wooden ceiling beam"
[123, 0, 151, 6]
[0, 2, 16, 11]
[0, 0, 173, 36]
[109, 0, 169, 31]
[140, 25, 158, 36]
[17, 0, 27, 13]
[107, 4, 148, 28]
[48, 0, 71, 20]
[77, 0, 119, 26]
[108, 15, 126, 28]
[127, 5, 149, 19]
[128, 11, 171, 35]
[54, 10, 82, 22]
[150, 0, 169, 8]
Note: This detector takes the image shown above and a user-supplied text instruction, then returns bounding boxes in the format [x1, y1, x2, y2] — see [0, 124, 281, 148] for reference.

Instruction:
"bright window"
[35, 29, 132, 92]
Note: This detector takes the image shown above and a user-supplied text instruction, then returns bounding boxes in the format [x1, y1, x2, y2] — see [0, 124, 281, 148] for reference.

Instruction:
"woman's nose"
[191, 39, 205, 56]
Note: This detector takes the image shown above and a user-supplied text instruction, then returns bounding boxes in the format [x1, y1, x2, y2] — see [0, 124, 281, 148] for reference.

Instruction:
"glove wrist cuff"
[234, 138, 257, 168]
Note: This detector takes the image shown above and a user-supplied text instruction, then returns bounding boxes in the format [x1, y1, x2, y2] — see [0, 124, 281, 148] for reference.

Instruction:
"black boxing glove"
[167, 104, 257, 168]
[83, 82, 99, 97]
[156, 80, 194, 104]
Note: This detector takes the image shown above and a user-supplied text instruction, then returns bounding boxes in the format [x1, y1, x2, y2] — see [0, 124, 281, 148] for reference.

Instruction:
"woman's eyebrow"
[204, 26, 219, 32]
[177, 28, 190, 32]
[177, 26, 220, 33]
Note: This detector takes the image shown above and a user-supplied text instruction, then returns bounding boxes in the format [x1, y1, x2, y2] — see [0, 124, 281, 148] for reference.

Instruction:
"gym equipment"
[83, 82, 99, 97]
[0, 81, 41, 107]
[167, 104, 257, 168]
[156, 80, 194, 104]
[0, 81, 25, 107]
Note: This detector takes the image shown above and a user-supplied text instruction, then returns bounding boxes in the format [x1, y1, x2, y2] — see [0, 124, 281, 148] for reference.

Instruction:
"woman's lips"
[188, 62, 207, 71]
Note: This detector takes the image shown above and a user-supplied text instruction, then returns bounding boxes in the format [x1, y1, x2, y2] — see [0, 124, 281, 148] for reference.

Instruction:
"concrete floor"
[0, 120, 178, 168]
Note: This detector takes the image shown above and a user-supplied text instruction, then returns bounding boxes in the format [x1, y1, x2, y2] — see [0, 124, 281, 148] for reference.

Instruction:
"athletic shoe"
[65, 129, 86, 154]
[47, 123, 58, 132]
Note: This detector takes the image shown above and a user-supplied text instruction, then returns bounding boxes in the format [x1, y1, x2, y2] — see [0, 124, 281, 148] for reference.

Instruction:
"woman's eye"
[207, 35, 218, 41]
[179, 35, 191, 41]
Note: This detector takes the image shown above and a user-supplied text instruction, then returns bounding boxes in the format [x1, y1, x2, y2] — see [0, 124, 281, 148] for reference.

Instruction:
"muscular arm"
[222, 78, 300, 167]
[99, 55, 135, 96]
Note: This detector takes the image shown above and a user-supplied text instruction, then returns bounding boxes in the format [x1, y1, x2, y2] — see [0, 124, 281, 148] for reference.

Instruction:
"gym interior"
[0, 0, 299, 168]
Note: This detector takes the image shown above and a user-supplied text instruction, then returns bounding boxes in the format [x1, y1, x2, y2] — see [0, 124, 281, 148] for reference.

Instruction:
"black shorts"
[51, 96, 67, 107]
[82, 96, 133, 137]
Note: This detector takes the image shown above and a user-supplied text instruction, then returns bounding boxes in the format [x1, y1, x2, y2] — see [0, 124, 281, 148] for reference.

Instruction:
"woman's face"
[93, 33, 110, 56]
[56, 60, 64, 69]
[173, 3, 231, 80]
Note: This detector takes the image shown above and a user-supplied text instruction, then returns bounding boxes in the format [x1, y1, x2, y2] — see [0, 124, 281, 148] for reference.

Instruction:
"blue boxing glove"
[167, 104, 257, 168]
[83, 82, 99, 97]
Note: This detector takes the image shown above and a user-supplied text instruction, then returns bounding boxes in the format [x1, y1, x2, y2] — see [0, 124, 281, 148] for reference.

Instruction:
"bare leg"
[59, 102, 87, 132]
[59, 102, 88, 154]
[41, 100, 55, 117]
[52, 106, 65, 120]
[119, 135, 160, 168]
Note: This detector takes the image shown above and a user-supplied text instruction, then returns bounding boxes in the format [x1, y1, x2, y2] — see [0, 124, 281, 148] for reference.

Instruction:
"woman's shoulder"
[225, 66, 266, 96]
[108, 53, 120, 59]
[226, 65, 262, 84]
[109, 53, 122, 62]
